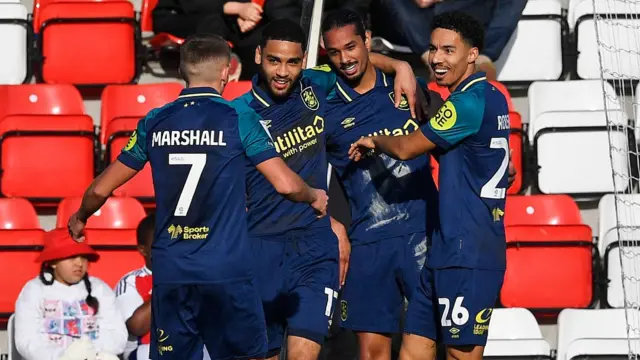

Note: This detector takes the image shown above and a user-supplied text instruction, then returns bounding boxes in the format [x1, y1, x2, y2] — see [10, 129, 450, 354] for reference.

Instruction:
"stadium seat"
[556, 308, 640, 360]
[7, 314, 21, 360]
[598, 194, 640, 308]
[100, 82, 182, 144]
[427, 80, 516, 110]
[0, 247, 42, 317]
[494, 0, 565, 83]
[0, 2, 29, 84]
[484, 308, 552, 358]
[0, 115, 95, 203]
[569, 0, 640, 80]
[505, 195, 583, 226]
[56, 197, 146, 229]
[0, 198, 44, 246]
[0, 84, 85, 120]
[532, 109, 629, 194]
[222, 81, 252, 100]
[501, 224, 593, 311]
[527, 80, 621, 141]
[34, 0, 139, 85]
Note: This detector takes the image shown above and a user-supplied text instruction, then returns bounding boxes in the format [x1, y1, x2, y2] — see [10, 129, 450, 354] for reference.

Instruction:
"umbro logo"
[341, 118, 355, 129]
[260, 120, 272, 129]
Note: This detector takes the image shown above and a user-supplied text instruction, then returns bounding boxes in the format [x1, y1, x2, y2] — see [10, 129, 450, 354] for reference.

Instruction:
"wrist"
[77, 209, 91, 223]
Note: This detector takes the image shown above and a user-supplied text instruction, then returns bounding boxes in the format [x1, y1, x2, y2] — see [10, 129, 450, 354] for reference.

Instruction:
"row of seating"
[484, 307, 640, 359]
[0, 193, 633, 317]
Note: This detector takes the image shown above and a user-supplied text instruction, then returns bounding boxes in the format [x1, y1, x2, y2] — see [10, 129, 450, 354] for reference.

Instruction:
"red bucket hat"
[37, 229, 100, 263]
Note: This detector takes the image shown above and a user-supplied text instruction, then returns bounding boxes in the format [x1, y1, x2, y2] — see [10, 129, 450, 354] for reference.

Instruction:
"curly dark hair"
[432, 11, 484, 53]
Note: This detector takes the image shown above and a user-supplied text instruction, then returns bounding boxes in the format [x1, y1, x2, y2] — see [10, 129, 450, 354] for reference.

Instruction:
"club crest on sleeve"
[124, 130, 137, 151]
[388, 92, 410, 111]
[301, 86, 320, 111]
[430, 101, 457, 131]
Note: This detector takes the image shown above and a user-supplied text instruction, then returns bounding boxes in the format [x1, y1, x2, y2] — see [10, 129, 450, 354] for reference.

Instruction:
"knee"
[286, 337, 322, 360]
[358, 335, 391, 360]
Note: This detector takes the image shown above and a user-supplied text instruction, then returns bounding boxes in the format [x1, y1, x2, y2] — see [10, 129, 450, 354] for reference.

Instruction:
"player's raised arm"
[238, 107, 329, 217]
[68, 122, 148, 241]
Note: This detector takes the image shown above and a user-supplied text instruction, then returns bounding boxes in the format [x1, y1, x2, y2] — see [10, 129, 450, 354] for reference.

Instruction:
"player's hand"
[311, 189, 328, 218]
[331, 219, 350, 288]
[239, 2, 262, 22]
[507, 149, 517, 188]
[392, 62, 418, 119]
[237, 18, 258, 33]
[67, 212, 87, 243]
[348, 136, 376, 162]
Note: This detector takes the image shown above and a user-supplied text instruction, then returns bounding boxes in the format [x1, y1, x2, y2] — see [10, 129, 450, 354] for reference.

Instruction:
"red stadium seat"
[0, 115, 95, 204]
[0, 198, 39, 229]
[56, 197, 146, 229]
[501, 224, 593, 312]
[0, 84, 85, 120]
[505, 195, 583, 226]
[34, 0, 138, 85]
[222, 81, 252, 100]
[100, 83, 182, 144]
[0, 248, 42, 317]
[89, 247, 145, 288]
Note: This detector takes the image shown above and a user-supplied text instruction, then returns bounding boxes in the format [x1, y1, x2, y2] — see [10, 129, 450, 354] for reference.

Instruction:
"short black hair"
[321, 9, 366, 41]
[260, 19, 307, 51]
[136, 213, 155, 246]
[432, 11, 484, 53]
[179, 33, 231, 82]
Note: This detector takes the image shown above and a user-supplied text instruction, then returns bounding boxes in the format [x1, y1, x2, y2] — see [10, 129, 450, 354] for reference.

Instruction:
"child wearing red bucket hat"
[13, 229, 127, 360]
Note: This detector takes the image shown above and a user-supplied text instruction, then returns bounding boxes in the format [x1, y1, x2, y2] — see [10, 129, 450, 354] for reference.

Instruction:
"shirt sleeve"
[237, 107, 279, 166]
[114, 274, 144, 323]
[303, 66, 338, 94]
[91, 278, 129, 356]
[117, 117, 149, 171]
[419, 89, 485, 151]
[14, 280, 66, 360]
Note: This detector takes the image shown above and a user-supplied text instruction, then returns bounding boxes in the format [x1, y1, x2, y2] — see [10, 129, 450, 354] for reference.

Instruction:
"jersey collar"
[452, 72, 487, 93]
[250, 74, 303, 108]
[335, 68, 389, 103]
[178, 87, 221, 99]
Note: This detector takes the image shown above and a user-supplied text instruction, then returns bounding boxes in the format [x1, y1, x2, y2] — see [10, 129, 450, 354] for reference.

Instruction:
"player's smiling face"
[428, 28, 478, 90]
[256, 39, 306, 100]
[323, 25, 370, 84]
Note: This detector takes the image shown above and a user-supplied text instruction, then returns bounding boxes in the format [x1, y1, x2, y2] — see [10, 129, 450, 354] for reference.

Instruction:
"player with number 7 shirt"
[349, 11, 509, 360]
[67, 34, 329, 360]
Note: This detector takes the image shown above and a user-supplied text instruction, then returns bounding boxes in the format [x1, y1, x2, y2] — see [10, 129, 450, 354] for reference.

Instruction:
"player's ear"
[365, 30, 372, 52]
[468, 46, 479, 64]
[220, 65, 230, 88]
[255, 45, 262, 65]
[302, 51, 308, 68]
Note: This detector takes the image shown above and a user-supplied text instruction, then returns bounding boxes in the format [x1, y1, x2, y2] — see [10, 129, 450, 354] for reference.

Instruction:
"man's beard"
[258, 67, 300, 101]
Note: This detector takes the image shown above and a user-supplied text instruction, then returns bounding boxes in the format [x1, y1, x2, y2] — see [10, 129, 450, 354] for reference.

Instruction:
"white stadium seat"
[598, 194, 640, 308]
[557, 308, 640, 360]
[569, 0, 640, 80]
[533, 110, 628, 194]
[8, 314, 22, 360]
[0, 1, 28, 84]
[484, 308, 552, 359]
[495, 0, 564, 83]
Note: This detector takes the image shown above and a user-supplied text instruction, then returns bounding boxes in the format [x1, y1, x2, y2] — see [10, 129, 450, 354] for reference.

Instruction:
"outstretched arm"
[349, 130, 435, 162]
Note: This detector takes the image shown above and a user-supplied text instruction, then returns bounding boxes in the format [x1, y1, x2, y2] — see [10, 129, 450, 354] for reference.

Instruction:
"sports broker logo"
[168, 224, 210, 240]
[274, 115, 324, 158]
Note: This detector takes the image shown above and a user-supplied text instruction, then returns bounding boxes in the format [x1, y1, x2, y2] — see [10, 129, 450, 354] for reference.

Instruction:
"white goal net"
[593, 0, 640, 355]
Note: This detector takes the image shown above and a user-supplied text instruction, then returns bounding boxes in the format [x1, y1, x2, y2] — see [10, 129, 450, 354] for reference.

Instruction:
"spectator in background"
[14, 230, 127, 360]
[114, 214, 212, 360]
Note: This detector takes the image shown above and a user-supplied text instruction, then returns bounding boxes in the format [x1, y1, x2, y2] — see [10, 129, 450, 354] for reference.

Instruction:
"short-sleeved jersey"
[306, 67, 439, 245]
[118, 87, 278, 284]
[419, 73, 510, 270]
[235, 75, 331, 236]
[114, 267, 151, 360]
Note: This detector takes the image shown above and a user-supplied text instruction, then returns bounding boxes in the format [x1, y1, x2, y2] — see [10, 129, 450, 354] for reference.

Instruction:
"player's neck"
[351, 62, 377, 94]
[448, 65, 476, 93]
[188, 81, 224, 94]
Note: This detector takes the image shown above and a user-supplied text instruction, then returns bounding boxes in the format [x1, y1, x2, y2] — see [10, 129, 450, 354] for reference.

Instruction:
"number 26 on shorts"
[439, 296, 469, 327]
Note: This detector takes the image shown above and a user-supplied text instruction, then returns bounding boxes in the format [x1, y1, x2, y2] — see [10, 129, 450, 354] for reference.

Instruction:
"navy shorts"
[339, 232, 427, 334]
[251, 228, 339, 354]
[150, 280, 267, 360]
[404, 266, 505, 346]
